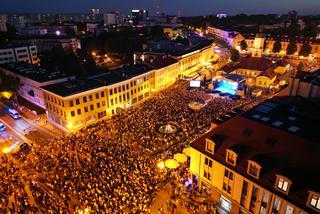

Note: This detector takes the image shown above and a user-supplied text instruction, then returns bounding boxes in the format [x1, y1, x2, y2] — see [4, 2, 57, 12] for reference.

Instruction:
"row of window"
[47, 103, 66, 118]
[70, 101, 106, 117]
[44, 93, 65, 107]
[69, 91, 105, 107]
[203, 154, 318, 213]
[109, 77, 149, 96]
[0, 51, 13, 55]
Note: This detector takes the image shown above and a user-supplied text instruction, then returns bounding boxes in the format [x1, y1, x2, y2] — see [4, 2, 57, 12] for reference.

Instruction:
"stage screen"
[215, 81, 238, 95]
[190, 80, 201, 88]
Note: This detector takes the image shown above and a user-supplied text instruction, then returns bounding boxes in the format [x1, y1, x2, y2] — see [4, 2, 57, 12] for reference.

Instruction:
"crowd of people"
[0, 80, 264, 213]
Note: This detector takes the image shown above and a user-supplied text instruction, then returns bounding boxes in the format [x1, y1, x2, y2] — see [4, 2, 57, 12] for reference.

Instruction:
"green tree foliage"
[272, 40, 282, 53]
[240, 40, 248, 51]
[230, 48, 240, 62]
[302, 23, 318, 37]
[299, 43, 312, 57]
[286, 40, 297, 55]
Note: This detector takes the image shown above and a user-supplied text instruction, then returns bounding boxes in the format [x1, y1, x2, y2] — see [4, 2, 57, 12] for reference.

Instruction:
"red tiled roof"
[190, 105, 320, 213]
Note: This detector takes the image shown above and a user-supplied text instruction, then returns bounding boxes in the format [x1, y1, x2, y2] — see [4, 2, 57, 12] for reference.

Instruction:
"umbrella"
[165, 159, 180, 169]
[183, 147, 192, 157]
[174, 153, 188, 163]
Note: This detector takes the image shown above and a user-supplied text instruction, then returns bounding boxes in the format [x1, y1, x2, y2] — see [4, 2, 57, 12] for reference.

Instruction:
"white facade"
[104, 13, 116, 26]
[0, 15, 7, 32]
[0, 45, 39, 65]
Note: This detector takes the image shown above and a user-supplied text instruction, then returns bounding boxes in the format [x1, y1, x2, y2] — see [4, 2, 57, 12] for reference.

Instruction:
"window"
[83, 96, 87, 103]
[118, 86, 121, 92]
[110, 98, 114, 106]
[96, 102, 100, 108]
[96, 93, 99, 99]
[89, 95, 93, 101]
[205, 139, 215, 154]
[102, 101, 105, 106]
[101, 91, 105, 97]
[249, 186, 259, 213]
[69, 100, 74, 107]
[84, 106, 88, 112]
[226, 150, 237, 166]
[260, 192, 269, 214]
[247, 161, 261, 178]
[310, 194, 320, 210]
[90, 104, 94, 111]
[240, 181, 248, 206]
[110, 90, 113, 95]
[223, 169, 234, 195]
[122, 85, 125, 91]
[115, 97, 118, 104]
[126, 84, 129, 90]
[76, 98, 80, 105]
[272, 198, 281, 214]
[77, 109, 81, 115]
[277, 178, 289, 192]
[71, 111, 75, 117]
[204, 157, 212, 181]
[114, 88, 117, 94]
[119, 96, 122, 103]
[285, 205, 294, 214]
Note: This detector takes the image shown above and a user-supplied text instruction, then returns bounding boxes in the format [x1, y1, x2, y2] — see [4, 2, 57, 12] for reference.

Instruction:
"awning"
[165, 159, 180, 169]
[183, 147, 192, 157]
[174, 153, 188, 163]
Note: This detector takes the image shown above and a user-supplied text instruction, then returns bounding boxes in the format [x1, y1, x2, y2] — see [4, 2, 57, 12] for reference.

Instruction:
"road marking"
[0, 118, 32, 144]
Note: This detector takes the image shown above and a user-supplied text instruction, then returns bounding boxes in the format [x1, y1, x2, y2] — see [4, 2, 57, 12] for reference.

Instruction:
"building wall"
[0, 45, 39, 65]
[189, 147, 308, 214]
[153, 62, 180, 91]
[0, 15, 7, 32]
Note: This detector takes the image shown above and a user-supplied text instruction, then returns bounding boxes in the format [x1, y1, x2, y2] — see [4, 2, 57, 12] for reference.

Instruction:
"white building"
[104, 13, 116, 26]
[0, 62, 75, 109]
[0, 45, 39, 65]
[0, 15, 7, 32]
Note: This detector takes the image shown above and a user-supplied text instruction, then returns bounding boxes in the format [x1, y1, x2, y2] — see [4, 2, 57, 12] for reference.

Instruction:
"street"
[0, 102, 59, 147]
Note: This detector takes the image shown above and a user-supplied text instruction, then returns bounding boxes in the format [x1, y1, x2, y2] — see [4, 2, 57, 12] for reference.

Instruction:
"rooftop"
[41, 64, 153, 97]
[190, 97, 320, 213]
[0, 62, 72, 83]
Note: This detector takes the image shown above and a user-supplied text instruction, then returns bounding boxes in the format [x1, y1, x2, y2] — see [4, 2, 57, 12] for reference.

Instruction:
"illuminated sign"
[190, 80, 201, 88]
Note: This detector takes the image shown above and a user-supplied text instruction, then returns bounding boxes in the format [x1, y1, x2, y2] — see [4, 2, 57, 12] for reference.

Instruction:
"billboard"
[190, 80, 201, 88]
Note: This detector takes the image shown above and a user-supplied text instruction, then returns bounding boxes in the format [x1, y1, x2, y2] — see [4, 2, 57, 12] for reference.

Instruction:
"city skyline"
[1, 0, 320, 16]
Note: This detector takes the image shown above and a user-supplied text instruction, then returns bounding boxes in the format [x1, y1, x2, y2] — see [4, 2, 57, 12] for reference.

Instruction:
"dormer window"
[275, 175, 292, 194]
[308, 192, 320, 211]
[247, 161, 261, 179]
[226, 149, 237, 166]
[205, 138, 215, 154]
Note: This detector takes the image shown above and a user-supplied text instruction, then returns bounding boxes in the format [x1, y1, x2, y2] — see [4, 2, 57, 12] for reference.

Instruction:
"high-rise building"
[189, 98, 320, 214]
[0, 15, 7, 32]
[131, 9, 148, 25]
[91, 9, 101, 15]
[0, 45, 39, 65]
[104, 13, 116, 26]
[6, 15, 25, 30]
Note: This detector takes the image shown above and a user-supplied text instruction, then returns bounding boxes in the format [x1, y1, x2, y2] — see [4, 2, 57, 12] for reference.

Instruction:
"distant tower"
[155, 5, 161, 16]
[252, 33, 265, 57]
[177, 10, 181, 18]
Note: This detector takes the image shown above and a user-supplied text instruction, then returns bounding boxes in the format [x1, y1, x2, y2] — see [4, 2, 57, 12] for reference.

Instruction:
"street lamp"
[157, 161, 165, 170]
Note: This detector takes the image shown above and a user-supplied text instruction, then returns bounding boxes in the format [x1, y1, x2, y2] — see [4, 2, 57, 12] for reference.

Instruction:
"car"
[9, 109, 21, 120]
[11, 142, 32, 154]
[0, 123, 5, 132]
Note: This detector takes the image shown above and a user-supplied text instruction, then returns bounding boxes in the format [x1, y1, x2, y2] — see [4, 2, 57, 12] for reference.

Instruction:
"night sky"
[1, 0, 320, 16]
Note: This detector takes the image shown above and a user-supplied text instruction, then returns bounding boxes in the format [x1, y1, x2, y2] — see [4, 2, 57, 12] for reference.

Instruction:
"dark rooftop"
[41, 64, 153, 97]
[0, 62, 72, 83]
[190, 97, 320, 213]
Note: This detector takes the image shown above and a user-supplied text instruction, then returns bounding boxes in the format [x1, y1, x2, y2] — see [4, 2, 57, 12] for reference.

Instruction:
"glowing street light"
[157, 161, 165, 169]
[91, 52, 96, 56]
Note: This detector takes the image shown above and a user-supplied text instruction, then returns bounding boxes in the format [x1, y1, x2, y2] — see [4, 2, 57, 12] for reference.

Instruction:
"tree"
[272, 40, 282, 53]
[0, 71, 21, 93]
[286, 40, 297, 55]
[230, 48, 240, 62]
[299, 43, 312, 57]
[240, 40, 248, 51]
[302, 23, 317, 37]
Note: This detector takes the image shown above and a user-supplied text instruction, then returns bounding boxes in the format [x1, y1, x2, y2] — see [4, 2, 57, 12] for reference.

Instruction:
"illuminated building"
[0, 62, 74, 109]
[212, 74, 245, 96]
[41, 64, 171, 131]
[189, 98, 320, 214]
[131, 9, 148, 25]
[207, 26, 244, 47]
[13, 35, 81, 53]
[220, 57, 285, 89]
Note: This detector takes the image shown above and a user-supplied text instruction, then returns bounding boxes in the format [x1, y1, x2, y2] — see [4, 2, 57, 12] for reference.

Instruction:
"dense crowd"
[0, 81, 263, 213]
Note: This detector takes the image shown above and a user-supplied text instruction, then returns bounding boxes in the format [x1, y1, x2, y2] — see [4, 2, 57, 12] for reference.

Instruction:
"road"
[0, 102, 56, 147]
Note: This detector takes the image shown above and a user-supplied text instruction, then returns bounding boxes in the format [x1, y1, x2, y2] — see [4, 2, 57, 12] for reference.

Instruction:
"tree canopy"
[240, 40, 248, 51]
[230, 48, 240, 62]
[272, 40, 282, 53]
[299, 43, 312, 57]
[286, 40, 297, 55]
